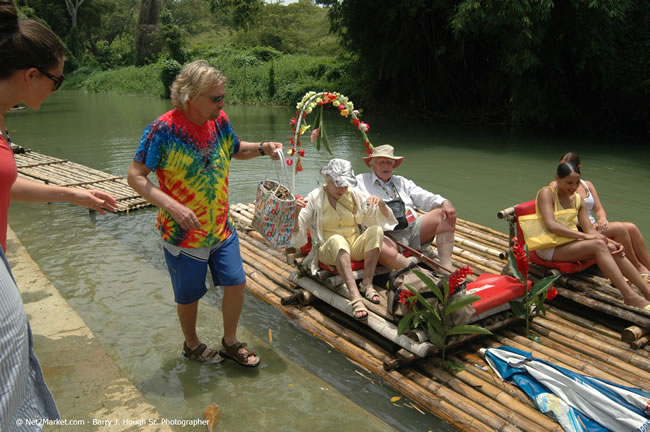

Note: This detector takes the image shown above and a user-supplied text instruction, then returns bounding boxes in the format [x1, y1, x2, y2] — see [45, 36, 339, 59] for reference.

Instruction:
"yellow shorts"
[318, 225, 383, 265]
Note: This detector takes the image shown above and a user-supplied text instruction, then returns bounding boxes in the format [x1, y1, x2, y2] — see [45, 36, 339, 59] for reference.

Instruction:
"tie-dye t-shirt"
[134, 109, 240, 248]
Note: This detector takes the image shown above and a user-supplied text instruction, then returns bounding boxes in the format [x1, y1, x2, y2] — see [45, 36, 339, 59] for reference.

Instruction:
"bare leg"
[623, 222, 650, 273]
[419, 208, 455, 272]
[553, 240, 650, 308]
[335, 250, 366, 319]
[378, 237, 411, 270]
[606, 222, 648, 273]
[222, 283, 259, 366]
[361, 247, 380, 286]
[178, 301, 200, 349]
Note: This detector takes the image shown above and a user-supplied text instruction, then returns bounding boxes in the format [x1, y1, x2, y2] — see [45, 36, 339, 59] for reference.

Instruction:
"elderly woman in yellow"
[291, 159, 398, 320]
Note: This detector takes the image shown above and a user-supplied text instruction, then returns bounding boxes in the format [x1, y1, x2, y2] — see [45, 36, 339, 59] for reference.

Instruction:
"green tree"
[136, 0, 163, 65]
[207, 0, 262, 31]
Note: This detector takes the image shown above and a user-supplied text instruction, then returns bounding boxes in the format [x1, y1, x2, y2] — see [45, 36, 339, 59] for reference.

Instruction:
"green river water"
[6, 90, 650, 431]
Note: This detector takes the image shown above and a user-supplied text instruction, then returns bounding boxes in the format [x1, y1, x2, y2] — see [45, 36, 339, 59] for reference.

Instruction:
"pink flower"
[290, 117, 297, 126]
[338, 103, 345, 111]
[359, 122, 369, 132]
[311, 128, 319, 143]
[286, 158, 293, 166]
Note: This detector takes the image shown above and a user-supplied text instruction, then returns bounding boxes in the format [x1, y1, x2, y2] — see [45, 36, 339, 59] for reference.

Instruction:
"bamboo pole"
[243, 272, 492, 431]
[622, 326, 650, 343]
[401, 368, 520, 432]
[545, 306, 623, 340]
[557, 288, 650, 328]
[416, 362, 561, 432]
[529, 319, 650, 376]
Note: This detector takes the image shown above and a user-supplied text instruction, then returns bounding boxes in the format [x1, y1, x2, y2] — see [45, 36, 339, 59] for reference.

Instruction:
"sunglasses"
[206, 94, 225, 103]
[38, 68, 65, 91]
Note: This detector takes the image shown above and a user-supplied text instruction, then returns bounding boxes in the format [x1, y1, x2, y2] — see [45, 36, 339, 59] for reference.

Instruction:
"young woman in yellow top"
[536, 162, 650, 309]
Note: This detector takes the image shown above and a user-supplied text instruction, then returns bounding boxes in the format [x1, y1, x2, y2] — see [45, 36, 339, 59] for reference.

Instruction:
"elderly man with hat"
[355, 145, 457, 273]
[291, 159, 398, 320]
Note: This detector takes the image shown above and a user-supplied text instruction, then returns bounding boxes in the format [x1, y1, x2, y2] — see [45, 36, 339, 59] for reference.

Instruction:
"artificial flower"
[448, 266, 474, 294]
[298, 149, 305, 157]
[546, 286, 558, 301]
[352, 119, 360, 127]
[340, 109, 349, 117]
[286, 158, 293, 166]
[296, 159, 303, 172]
[289, 137, 295, 145]
[332, 100, 340, 107]
[511, 237, 529, 281]
[311, 128, 319, 143]
[398, 289, 416, 308]
[337, 103, 345, 111]
[287, 148, 294, 156]
[359, 122, 369, 132]
[290, 117, 297, 126]
[299, 124, 311, 135]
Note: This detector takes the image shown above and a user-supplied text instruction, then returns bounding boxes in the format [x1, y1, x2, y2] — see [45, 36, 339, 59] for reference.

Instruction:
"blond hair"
[170, 60, 227, 110]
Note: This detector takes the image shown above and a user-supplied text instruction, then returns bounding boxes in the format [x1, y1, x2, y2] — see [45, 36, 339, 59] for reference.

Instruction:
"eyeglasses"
[38, 68, 65, 91]
[206, 94, 225, 103]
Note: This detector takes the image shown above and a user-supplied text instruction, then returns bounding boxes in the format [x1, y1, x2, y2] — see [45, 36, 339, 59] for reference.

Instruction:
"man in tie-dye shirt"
[128, 61, 282, 367]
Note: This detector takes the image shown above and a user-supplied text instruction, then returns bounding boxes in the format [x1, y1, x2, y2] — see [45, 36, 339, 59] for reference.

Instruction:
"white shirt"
[355, 171, 447, 217]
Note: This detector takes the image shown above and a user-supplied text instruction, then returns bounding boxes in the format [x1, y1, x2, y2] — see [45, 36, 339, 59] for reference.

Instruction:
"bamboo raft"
[13, 150, 151, 213]
[230, 201, 650, 431]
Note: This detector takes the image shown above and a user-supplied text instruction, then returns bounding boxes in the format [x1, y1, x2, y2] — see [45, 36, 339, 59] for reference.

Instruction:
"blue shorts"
[163, 233, 247, 304]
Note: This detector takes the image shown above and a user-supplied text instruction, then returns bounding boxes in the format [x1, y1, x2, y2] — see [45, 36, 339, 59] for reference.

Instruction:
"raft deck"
[14, 150, 151, 213]
[231, 202, 650, 431]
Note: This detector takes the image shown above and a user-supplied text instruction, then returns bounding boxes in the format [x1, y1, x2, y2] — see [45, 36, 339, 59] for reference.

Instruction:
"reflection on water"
[7, 90, 650, 431]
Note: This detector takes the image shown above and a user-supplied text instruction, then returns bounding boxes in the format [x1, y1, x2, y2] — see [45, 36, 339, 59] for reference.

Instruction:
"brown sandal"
[183, 342, 224, 364]
[219, 338, 260, 367]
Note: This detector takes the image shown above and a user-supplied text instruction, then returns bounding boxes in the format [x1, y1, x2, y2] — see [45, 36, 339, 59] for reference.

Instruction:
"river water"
[6, 90, 650, 431]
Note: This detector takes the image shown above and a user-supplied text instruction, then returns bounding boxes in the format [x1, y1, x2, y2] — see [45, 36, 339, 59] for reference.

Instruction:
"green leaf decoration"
[422, 311, 444, 333]
[508, 250, 526, 285]
[530, 274, 560, 297]
[407, 285, 440, 319]
[320, 115, 332, 155]
[413, 270, 444, 303]
[397, 313, 414, 335]
[426, 323, 445, 348]
[447, 324, 493, 336]
[445, 294, 481, 317]
[445, 360, 465, 372]
[509, 300, 527, 319]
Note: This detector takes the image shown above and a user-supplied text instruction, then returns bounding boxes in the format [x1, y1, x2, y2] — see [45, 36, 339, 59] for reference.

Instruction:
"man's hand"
[168, 202, 201, 231]
[263, 142, 284, 160]
[441, 200, 457, 226]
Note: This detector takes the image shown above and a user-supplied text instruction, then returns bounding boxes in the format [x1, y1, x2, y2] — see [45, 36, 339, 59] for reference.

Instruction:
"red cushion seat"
[514, 200, 596, 273]
[299, 232, 365, 274]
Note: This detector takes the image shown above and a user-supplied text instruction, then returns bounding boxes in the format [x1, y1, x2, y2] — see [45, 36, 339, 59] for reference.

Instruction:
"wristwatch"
[258, 142, 266, 156]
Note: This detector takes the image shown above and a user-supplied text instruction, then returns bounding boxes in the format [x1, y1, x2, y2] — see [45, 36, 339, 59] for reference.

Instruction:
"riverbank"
[5, 226, 175, 431]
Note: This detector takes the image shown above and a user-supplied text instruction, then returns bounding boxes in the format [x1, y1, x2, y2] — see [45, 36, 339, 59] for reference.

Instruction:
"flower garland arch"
[287, 91, 373, 192]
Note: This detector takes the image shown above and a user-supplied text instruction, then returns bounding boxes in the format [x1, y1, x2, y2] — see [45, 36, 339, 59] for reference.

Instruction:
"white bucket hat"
[363, 144, 404, 168]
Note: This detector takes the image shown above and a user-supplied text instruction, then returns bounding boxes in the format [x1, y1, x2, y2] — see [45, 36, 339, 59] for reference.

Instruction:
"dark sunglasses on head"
[37, 68, 65, 91]
[207, 94, 225, 103]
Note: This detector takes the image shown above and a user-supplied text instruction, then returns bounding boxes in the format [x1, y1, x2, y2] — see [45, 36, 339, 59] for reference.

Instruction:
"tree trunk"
[136, 0, 163, 66]
[63, 0, 85, 59]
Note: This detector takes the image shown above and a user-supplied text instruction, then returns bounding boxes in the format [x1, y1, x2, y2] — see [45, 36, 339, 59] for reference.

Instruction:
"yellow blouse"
[322, 190, 359, 241]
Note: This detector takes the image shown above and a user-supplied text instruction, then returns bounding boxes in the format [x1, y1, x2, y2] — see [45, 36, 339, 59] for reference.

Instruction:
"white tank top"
[580, 180, 596, 223]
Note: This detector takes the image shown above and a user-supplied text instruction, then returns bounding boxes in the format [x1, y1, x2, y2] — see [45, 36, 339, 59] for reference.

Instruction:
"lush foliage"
[508, 238, 560, 341]
[397, 267, 492, 369]
[322, 0, 650, 133]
